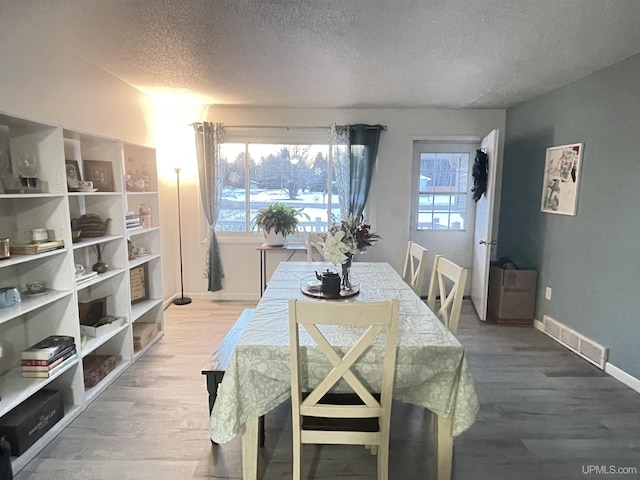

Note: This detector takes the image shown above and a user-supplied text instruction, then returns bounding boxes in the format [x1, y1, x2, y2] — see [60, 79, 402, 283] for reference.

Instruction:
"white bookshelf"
[0, 111, 164, 473]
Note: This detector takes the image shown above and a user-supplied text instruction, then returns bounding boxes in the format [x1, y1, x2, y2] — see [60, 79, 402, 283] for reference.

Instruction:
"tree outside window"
[216, 143, 335, 233]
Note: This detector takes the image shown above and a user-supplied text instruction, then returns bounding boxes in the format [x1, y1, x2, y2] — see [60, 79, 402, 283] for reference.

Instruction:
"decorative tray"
[300, 280, 360, 299]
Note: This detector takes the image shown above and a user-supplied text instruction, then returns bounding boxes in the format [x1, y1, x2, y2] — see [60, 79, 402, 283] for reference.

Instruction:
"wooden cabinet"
[0, 112, 164, 473]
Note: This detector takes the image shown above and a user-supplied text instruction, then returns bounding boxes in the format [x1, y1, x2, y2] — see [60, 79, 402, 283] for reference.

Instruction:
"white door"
[470, 129, 500, 321]
[410, 141, 479, 297]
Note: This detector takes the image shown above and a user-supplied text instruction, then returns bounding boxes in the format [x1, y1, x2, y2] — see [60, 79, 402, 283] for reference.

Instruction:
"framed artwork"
[65, 160, 81, 190]
[129, 264, 149, 304]
[540, 143, 583, 216]
[84, 160, 115, 192]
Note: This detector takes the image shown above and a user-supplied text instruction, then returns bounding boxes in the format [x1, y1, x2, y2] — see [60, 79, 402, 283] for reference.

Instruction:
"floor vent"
[541, 315, 607, 369]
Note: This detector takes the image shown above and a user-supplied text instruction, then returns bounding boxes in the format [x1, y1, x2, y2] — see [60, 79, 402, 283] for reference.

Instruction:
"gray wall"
[500, 54, 640, 379]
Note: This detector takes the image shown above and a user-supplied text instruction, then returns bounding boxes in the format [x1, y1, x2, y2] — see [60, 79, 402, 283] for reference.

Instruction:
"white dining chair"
[426, 255, 468, 335]
[288, 298, 400, 480]
[402, 241, 428, 296]
[306, 232, 325, 261]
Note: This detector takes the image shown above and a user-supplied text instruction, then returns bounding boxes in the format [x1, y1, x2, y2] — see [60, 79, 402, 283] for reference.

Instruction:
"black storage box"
[0, 390, 64, 456]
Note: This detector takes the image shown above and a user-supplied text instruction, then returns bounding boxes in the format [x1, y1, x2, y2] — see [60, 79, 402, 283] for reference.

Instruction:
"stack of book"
[10, 239, 65, 255]
[21, 335, 78, 378]
[75, 271, 98, 284]
[125, 211, 141, 231]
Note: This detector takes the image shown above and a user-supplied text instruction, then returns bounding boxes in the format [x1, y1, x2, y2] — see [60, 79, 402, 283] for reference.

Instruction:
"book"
[75, 271, 98, 283]
[21, 335, 75, 361]
[21, 349, 76, 371]
[21, 353, 78, 378]
[10, 239, 65, 255]
[21, 345, 77, 367]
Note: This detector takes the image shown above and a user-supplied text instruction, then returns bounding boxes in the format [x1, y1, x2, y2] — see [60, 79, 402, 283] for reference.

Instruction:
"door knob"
[479, 240, 497, 245]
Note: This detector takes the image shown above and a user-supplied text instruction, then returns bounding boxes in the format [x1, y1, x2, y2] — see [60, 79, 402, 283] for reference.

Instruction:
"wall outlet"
[545, 287, 552, 300]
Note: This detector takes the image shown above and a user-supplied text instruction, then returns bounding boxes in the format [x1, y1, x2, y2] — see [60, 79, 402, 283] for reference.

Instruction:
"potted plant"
[252, 203, 308, 246]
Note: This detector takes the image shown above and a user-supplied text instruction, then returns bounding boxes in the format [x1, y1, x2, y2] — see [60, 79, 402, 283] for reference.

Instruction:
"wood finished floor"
[15, 300, 640, 480]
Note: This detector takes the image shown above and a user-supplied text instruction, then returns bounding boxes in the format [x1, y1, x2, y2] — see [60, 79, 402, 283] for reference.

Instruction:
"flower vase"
[92, 244, 108, 274]
[341, 254, 353, 290]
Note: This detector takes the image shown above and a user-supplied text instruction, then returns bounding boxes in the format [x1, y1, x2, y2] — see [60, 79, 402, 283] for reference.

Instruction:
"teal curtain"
[330, 124, 384, 220]
[347, 124, 384, 219]
[193, 122, 225, 292]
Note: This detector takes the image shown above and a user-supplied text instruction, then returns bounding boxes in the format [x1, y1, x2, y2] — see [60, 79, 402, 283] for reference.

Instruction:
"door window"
[416, 151, 470, 230]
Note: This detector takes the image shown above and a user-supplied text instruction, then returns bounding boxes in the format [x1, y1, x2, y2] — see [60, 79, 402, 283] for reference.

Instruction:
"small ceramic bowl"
[25, 281, 47, 295]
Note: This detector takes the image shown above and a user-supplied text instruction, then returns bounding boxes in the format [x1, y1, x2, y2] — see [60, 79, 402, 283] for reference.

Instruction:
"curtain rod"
[190, 123, 386, 130]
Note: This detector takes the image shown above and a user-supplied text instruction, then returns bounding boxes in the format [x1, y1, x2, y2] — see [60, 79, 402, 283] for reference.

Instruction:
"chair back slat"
[402, 241, 428, 295]
[289, 298, 400, 480]
[426, 255, 468, 335]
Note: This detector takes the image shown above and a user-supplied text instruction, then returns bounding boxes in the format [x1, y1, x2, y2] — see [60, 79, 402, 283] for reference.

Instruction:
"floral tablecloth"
[210, 262, 478, 443]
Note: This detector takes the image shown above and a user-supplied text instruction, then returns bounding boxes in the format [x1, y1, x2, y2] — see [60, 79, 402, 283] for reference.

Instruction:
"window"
[417, 152, 469, 230]
[217, 142, 339, 232]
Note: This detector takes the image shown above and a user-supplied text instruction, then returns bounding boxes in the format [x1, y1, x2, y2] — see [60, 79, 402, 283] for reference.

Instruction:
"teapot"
[72, 214, 111, 238]
[315, 269, 341, 295]
[0, 286, 21, 309]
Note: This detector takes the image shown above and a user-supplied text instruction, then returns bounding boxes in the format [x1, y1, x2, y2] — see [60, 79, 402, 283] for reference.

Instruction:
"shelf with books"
[0, 357, 79, 418]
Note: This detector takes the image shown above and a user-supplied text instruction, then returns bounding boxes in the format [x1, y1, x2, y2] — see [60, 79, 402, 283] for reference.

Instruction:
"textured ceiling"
[3, 0, 640, 108]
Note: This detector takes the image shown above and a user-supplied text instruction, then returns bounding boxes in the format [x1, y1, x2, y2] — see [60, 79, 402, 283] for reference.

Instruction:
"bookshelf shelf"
[0, 112, 164, 474]
[81, 323, 129, 358]
[0, 290, 73, 326]
[0, 357, 79, 418]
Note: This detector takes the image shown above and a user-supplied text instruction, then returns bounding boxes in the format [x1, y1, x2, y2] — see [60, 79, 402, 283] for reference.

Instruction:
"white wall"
[0, 24, 153, 147]
[0, 23, 179, 305]
[178, 107, 506, 300]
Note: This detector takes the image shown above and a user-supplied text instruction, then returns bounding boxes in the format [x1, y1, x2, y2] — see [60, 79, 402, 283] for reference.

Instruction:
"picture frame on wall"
[65, 160, 82, 191]
[84, 160, 115, 192]
[129, 264, 149, 304]
[540, 143, 583, 216]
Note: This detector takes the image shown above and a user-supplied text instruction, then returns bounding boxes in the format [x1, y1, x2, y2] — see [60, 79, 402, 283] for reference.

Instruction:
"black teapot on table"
[315, 269, 341, 295]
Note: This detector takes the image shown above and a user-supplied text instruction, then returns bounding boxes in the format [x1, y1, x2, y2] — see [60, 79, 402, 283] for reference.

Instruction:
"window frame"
[412, 144, 473, 232]
[212, 130, 337, 236]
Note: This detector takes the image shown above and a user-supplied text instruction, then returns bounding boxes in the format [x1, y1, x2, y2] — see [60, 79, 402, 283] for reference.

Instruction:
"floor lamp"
[173, 167, 191, 305]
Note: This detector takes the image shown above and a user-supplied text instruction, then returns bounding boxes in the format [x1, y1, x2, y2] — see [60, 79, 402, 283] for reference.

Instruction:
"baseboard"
[168, 292, 260, 302]
[537, 315, 607, 369]
[605, 362, 640, 394]
[534, 317, 640, 393]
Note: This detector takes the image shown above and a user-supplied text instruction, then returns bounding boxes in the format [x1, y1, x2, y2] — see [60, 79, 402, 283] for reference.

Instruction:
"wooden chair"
[426, 255, 468, 335]
[288, 298, 400, 480]
[402, 241, 428, 296]
[306, 232, 325, 261]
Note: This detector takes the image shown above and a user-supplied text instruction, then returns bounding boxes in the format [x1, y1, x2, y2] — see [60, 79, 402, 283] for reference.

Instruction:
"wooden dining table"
[209, 261, 479, 480]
